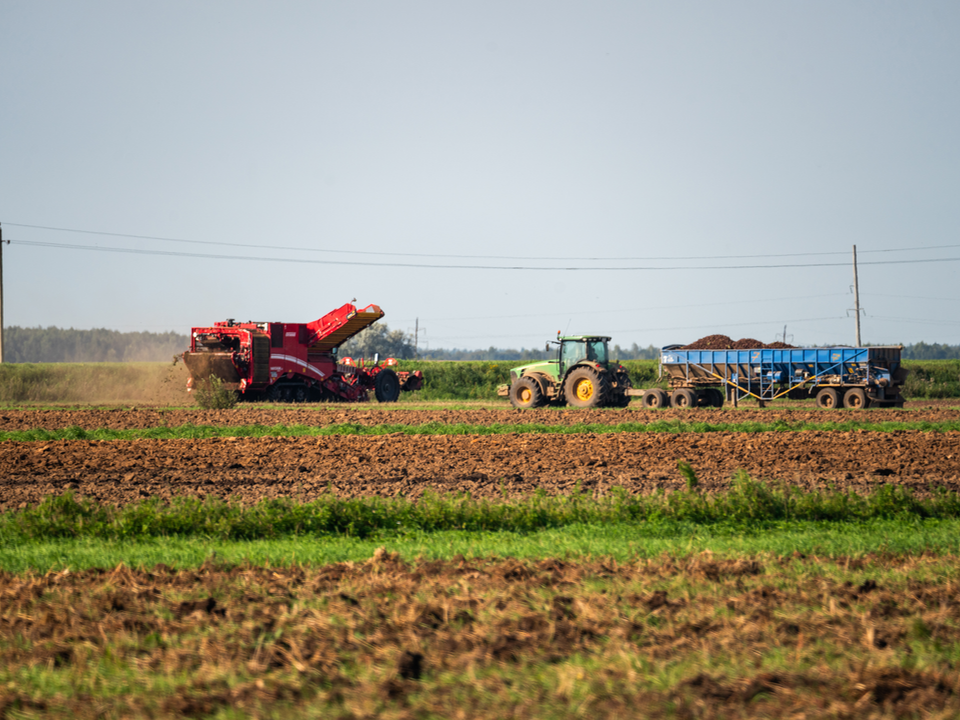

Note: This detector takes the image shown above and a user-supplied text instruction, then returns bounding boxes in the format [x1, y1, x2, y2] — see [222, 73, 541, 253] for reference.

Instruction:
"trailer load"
[497, 334, 640, 408]
[182, 303, 422, 402]
[640, 344, 905, 409]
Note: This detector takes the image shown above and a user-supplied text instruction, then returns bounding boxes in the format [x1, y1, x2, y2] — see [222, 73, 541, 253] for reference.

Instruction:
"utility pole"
[852, 244, 862, 346]
[414, 318, 418, 358]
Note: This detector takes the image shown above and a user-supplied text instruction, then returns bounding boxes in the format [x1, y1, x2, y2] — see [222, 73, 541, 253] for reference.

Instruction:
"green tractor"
[497, 335, 639, 409]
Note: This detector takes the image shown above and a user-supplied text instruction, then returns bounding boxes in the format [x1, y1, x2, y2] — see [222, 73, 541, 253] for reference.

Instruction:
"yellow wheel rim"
[518, 387, 532, 403]
[575, 379, 594, 401]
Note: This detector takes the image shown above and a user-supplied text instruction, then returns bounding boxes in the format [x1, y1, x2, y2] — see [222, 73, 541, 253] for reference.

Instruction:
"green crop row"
[399, 359, 662, 400]
[4, 417, 960, 443]
[4, 473, 960, 543]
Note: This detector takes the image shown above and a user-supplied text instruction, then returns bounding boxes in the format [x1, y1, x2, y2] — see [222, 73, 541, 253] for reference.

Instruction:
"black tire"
[374, 369, 401, 403]
[510, 376, 544, 409]
[641, 388, 669, 409]
[292, 385, 308, 403]
[563, 366, 610, 408]
[266, 384, 283, 403]
[670, 388, 696, 409]
[706, 388, 725, 408]
[844, 387, 867, 409]
[612, 372, 633, 407]
[816, 388, 839, 409]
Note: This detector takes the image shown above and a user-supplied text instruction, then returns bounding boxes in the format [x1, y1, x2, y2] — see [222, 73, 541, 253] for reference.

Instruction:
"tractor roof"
[559, 335, 611, 342]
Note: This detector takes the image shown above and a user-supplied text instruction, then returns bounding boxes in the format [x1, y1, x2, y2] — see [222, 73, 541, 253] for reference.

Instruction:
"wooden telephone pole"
[852, 244, 862, 347]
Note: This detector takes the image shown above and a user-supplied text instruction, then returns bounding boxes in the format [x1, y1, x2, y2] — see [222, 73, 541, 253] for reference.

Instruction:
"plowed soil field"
[3, 553, 960, 719]
[2, 405, 960, 510]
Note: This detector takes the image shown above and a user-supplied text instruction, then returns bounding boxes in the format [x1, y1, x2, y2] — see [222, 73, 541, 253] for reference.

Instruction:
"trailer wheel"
[641, 388, 668, 409]
[706, 388, 724, 408]
[671, 388, 696, 409]
[816, 388, 839, 409]
[510, 377, 544, 409]
[374, 369, 401, 403]
[843, 388, 867, 409]
[564, 367, 610, 408]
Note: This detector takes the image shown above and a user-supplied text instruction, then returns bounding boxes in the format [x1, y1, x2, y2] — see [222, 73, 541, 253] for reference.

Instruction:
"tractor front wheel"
[564, 367, 610, 408]
[510, 376, 544, 409]
[374, 369, 401, 403]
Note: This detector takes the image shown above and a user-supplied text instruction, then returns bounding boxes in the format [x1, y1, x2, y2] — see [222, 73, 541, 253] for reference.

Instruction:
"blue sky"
[2, 1, 958, 350]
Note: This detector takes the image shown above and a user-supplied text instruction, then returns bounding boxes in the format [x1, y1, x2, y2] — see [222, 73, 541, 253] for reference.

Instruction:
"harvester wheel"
[564, 366, 610, 408]
[510, 376, 544, 409]
[266, 384, 282, 403]
[843, 388, 867, 409]
[374, 369, 401, 403]
[816, 388, 839, 409]
[670, 388, 696, 409]
[641, 388, 668, 409]
[292, 385, 308, 403]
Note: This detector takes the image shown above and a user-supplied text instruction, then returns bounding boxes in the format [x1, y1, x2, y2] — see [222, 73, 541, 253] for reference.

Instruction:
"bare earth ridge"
[2, 404, 959, 509]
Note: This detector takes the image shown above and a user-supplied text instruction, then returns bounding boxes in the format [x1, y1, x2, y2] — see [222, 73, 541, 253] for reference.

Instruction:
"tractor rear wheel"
[641, 388, 669, 409]
[510, 376, 544, 409]
[564, 366, 610, 408]
[374, 369, 401, 403]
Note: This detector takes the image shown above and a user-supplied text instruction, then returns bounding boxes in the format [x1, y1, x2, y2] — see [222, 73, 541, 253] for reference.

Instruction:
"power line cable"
[7, 221, 960, 262]
[10, 238, 960, 271]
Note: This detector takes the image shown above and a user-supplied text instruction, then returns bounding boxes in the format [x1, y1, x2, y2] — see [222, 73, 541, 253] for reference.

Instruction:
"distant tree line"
[901, 342, 960, 360]
[338, 323, 417, 360]
[4, 325, 959, 363]
[4, 326, 189, 363]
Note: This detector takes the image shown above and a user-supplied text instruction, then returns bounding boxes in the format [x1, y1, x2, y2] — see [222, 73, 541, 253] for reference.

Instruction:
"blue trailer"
[640, 345, 905, 409]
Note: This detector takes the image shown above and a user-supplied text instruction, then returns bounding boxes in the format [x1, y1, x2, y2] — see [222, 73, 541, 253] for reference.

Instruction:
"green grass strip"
[4, 418, 960, 443]
[5, 519, 960, 572]
[4, 474, 960, 544]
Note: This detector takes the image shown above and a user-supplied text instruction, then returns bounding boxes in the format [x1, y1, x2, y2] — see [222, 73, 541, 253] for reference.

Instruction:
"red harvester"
[182, 303, 423, 402]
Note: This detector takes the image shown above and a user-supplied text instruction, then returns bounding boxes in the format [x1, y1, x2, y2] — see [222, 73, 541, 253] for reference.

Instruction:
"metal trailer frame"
[659, 346, 904, 408]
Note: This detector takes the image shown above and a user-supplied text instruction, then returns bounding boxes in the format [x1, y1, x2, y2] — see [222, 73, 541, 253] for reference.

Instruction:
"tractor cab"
[558, 336, 610, 374]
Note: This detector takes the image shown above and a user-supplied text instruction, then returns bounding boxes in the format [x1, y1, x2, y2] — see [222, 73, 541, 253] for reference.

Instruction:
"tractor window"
[587, 340, 608, 365]
[561, 341, 586, 368]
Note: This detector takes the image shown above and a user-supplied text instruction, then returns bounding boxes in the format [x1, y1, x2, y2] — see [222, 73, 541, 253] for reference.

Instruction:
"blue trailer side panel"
[658, 345, 903, 405]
